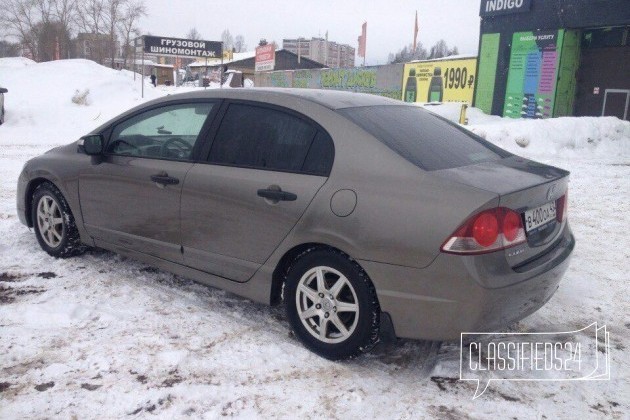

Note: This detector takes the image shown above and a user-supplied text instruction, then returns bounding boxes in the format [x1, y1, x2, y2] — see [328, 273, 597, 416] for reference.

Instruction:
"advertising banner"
[144, 36, 222, 58]
[503, 30, 564, 119]
[255, 44, 276, 72]
[402, 58, 477, 104]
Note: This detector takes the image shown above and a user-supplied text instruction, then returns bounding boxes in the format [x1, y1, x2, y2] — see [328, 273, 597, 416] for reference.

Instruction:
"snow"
[1, 58, 629, 418]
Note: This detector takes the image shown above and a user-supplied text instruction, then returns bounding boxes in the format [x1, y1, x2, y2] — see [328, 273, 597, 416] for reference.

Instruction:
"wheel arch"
[24, 177, 58, 227]
[269, 242, 374, 307]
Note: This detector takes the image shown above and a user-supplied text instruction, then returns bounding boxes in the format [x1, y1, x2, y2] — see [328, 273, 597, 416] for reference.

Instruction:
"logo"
[480, 0, 532, 17]
[547, 184, 557, 201]
[460, 323, 610, 399]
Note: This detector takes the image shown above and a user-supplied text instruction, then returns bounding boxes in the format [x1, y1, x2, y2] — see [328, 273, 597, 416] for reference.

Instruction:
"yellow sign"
[402, 58, 477, 104]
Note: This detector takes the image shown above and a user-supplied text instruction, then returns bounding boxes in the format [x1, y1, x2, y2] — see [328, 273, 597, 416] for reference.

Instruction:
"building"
[474, 0, 630, 121]
[188, 49, 325, 81]
[283, 37, 355, 68]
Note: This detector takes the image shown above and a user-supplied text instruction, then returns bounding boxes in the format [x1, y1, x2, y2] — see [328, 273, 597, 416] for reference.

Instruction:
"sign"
[593, 87, 600, 95]
[480, 0, 532, 17]
[255, 44, 276, 72]
[503, 30, 564, 119]
[144, 35, 222, 58]
[402, 58, 477, 104]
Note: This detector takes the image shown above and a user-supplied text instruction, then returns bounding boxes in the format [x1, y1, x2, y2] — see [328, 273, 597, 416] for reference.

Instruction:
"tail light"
[441, 207, 526, 255]
[556, 193, 567, 223]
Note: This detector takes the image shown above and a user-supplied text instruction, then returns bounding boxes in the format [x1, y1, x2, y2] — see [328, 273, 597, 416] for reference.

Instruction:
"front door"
[79, 101, 217, 262]
[181, 102, 335, 282]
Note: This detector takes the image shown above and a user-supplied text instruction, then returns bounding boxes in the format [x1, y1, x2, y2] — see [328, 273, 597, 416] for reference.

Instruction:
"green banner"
[504, 30, 564, 119]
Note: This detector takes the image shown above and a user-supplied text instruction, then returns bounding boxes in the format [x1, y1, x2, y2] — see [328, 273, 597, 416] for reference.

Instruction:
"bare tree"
[118, 0, 145, 67]
[186, 28, 201, 40]
[75, 0, 106, 35]
[428, 39, 450, 59]
[1, 0, 77, 61]
[221, 29, 233, 51]
[388, 42, 428, 64]
[234, 34, 246, 52]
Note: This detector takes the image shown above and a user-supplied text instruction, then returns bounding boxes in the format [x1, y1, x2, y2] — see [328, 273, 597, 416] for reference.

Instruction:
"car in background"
[16, 89, 575, 360]
[0, 87, 7, 125]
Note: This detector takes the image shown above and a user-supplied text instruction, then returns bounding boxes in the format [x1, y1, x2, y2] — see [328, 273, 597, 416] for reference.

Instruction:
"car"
[16, 89, 575, 360]
[0, 87, 7, 125]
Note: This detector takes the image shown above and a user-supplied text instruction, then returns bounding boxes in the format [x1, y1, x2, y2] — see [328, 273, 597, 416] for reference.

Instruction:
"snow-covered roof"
[188, 50, 258, 67]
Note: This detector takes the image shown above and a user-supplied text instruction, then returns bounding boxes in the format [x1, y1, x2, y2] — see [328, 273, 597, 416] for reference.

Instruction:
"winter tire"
[31, 182, 86, 258]
[285, 248, 380, 360]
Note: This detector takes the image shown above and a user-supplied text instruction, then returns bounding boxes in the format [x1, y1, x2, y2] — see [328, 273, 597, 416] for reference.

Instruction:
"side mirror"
[79, 134, 104, 155]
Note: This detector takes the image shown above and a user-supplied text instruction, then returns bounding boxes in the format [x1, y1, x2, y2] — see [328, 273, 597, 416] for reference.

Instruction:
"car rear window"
[338, 105, 511, 171]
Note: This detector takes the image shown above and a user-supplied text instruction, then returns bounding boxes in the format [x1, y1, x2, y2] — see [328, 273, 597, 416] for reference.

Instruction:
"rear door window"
[339, 105, 511, 171]
[208, 103, 333, 175]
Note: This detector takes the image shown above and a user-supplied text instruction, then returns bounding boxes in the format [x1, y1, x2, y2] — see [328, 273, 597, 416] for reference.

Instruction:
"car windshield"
[339, 105, 511, 171]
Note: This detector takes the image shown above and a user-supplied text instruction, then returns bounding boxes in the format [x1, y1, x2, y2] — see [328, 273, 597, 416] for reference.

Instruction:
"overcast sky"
[140, 0, 483, 65]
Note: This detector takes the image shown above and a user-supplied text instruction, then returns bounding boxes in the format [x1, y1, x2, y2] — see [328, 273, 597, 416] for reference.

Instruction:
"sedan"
[17, 89, 574, 359]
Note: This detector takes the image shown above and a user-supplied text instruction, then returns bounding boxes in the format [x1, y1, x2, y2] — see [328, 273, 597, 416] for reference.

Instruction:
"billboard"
[503, 30, 564, 119]
[402, 57, 477, 104]
[255, 44, 276, 72]
[143, 35, 222, 58]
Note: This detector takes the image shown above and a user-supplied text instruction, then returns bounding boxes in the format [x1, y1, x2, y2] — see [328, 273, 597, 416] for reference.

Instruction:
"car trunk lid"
[435, 156, 570, 267]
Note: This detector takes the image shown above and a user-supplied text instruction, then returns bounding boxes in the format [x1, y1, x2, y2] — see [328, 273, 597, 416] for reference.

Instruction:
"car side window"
[208, 103, 329, 173]
[108, 103, 215, 161]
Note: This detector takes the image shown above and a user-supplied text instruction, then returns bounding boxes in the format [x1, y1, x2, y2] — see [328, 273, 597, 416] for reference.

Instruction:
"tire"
[285, 248, 380, 360]
[31, 182, 86, 258]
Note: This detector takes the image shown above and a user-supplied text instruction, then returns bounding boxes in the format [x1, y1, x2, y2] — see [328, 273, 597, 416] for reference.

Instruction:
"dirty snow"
[1, 58, 629, 418]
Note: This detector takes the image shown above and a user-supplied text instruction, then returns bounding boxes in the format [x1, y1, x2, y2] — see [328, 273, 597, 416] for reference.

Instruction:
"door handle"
[150, 173, 179, 186]
[257, 188, 297, 202]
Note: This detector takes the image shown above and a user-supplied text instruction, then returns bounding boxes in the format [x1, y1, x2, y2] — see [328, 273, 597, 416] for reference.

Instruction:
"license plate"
[524, 201, 556, 233]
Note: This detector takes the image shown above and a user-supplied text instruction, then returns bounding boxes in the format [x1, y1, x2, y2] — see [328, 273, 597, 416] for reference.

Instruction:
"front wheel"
[285, 248, 380, 360]
[31, 182, 86, 258]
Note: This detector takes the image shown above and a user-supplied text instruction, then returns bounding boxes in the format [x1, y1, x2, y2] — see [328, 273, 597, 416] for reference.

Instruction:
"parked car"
[0, 87, 7, 125]
[16, 89, 574, 359]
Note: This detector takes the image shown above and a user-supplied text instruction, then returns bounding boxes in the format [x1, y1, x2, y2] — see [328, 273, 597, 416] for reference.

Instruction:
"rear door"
[181, 101, 334, 282]
[79, 101, 218, 262]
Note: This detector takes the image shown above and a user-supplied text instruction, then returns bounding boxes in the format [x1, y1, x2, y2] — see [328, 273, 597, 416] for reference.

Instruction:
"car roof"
[149, 88, 404, 110]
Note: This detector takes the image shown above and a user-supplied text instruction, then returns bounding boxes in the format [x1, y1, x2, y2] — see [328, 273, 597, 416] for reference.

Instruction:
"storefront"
[474, 0, 630, 120]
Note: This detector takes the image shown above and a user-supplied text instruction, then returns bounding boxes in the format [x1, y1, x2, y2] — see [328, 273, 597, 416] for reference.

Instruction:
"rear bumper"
[360, 224, 575, 340]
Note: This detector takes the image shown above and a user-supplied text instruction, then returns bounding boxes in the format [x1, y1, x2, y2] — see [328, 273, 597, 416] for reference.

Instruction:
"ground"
[0, 58, 629, 418]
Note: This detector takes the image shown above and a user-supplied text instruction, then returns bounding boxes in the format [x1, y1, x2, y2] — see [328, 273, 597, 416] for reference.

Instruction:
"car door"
[180, 101, 335, 282]
[79, 101, 218, 263]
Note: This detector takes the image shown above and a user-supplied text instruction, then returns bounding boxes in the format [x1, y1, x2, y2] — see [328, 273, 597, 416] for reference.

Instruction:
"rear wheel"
[285, 248, 380, 360]
[31, 182, 86, 258]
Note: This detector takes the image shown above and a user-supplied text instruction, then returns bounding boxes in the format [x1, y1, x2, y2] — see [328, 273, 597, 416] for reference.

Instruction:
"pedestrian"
[150, 73, 156, 87]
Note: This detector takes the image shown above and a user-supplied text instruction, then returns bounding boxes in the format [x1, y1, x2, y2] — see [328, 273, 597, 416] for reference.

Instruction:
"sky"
[140, 0, 483, 65]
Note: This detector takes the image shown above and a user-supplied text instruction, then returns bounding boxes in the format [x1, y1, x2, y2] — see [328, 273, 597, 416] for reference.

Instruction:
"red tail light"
[441, 207, 526, 255]
[556, 193, 567, 223]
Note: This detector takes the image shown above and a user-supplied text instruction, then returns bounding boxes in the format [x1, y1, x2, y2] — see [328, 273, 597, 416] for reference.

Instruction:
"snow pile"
[0, 57, 37, 68]
[422, 102, 630, 161]
[0, 58, 176, 145]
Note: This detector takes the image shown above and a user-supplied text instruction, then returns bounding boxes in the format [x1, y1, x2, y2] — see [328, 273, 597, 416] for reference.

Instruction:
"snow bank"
[0, 57, 37, 68]
[421, 102, 630, 161]
[0, 58, 176, 145]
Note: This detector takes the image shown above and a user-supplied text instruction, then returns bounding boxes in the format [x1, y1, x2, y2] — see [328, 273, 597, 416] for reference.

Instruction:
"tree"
[388, 42, 427, 64]
[1, 0, 77, 61]
[118, 0, 146, 67]
[186, 27, 201, 40]
[221, 29, 233, 51]
[428, 39, 451, 59]
[234, 34, 246, 52]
